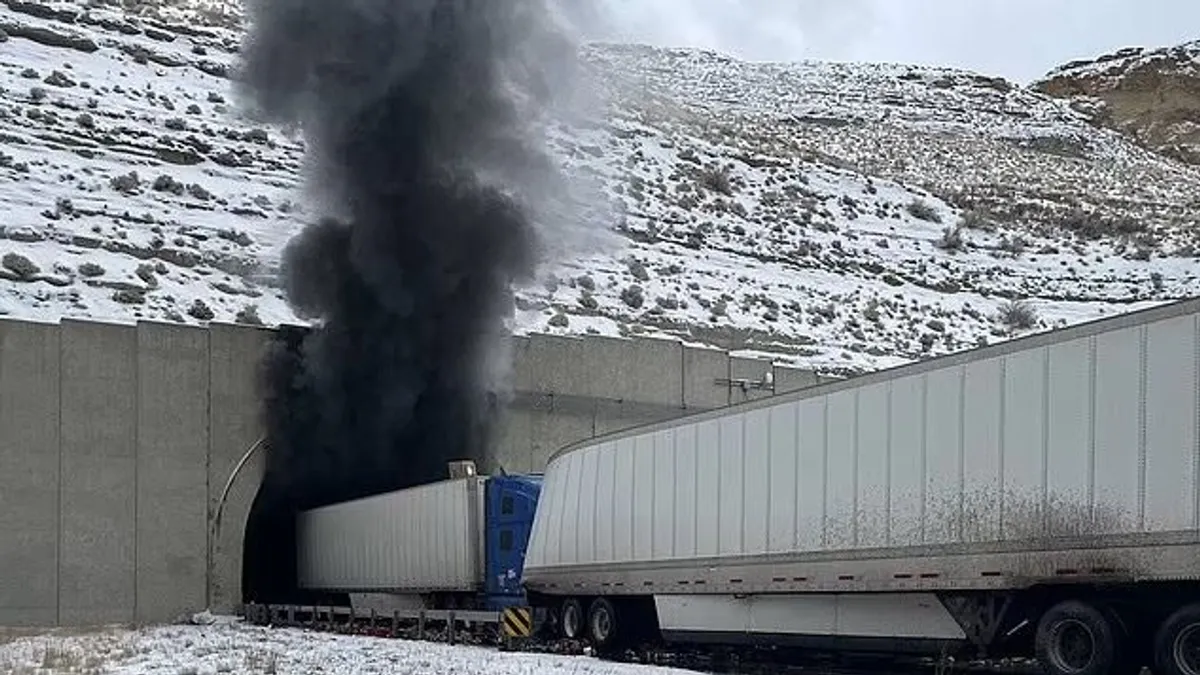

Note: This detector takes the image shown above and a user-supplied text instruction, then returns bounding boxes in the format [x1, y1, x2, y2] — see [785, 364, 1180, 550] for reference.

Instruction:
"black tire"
[560, 598, 584, 640]
[587, 597, 620, 649]
[1102, 604, 1146, 675]
[1035, 600, 1122, 675]
[1154, 603, 1200, 675]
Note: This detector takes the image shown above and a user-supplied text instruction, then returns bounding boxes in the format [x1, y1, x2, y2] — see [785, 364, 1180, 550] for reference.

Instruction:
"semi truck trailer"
[297, 471, 542, 612]
[522, 297, 1200, 675]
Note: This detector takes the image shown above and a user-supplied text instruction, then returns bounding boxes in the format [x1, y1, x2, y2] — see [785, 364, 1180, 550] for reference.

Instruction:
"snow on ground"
[0, 618, 700, 675]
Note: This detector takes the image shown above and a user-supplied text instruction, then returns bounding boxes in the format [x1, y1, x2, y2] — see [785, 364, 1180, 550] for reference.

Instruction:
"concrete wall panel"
[522, 334, 683, 405]
[596, 336, 682, 404]
[206, 322, 271, 614]
[58, 319, 137, 625]
[0, 320, 60, 626]
[593, 401, 671, 436]
[774, 365, 821, 394]
[492, 407, 533, 474]
[683, 345, 729, 408]
[508, 335, 533, 393]
[136, 321, 210, 623]
[528, 402, 595, 470]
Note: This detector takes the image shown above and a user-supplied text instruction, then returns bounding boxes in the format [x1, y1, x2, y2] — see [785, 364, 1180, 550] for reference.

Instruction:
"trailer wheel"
[1035, 600, 1120, 675]
[1154, 603, 1200, 675]
[560, 598, 584, 640]
[587, 597, 619, 649]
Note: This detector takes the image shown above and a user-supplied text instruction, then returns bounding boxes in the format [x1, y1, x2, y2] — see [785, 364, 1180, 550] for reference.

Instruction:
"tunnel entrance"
[241, 324, 342, 607]
[242, 481, 344, 606]
[240, 322, 492, 606]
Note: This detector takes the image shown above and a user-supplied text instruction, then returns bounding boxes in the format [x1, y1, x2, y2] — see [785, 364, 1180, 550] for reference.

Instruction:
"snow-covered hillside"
[0, 0, 300, 326]
[1, 1, 1198, 375]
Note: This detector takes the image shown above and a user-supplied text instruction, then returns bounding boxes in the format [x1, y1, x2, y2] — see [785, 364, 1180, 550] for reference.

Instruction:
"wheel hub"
[1049, 618, 1097, 674]
[592, 607, 612, 642]
[562, 603, 581, 638]
[1174, 624, 1200, 675]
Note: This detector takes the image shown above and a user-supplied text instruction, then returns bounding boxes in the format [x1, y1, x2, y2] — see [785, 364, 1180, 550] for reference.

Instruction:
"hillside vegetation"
[0, 1, 1197, 374]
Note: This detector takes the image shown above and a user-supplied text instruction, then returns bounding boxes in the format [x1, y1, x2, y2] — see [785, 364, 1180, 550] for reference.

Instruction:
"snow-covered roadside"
[0, 616, 702, 675]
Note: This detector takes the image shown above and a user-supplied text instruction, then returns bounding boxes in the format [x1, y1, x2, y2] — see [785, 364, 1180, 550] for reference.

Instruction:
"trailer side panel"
[298, 477, 486, 593]
[524, 304, 1200, 594]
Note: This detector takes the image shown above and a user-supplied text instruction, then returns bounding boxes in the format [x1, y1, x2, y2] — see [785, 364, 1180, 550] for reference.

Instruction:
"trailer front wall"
[298, 477, 486, 592]
[525, 310, 1200, 580]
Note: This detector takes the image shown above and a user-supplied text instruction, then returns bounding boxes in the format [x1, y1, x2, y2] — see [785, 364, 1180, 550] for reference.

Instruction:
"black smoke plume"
[236, 0, 583, 603]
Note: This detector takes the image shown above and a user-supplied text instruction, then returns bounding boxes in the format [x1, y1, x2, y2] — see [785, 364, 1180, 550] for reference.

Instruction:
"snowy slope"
[519, 45, 1200, 373]
[0, 0, 302, 326]
[1, 3, 1198, 375]
[0, 617, 699, 675]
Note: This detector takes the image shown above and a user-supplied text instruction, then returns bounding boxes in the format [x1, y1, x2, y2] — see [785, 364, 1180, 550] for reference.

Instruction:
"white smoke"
[558, 0, 879, 63]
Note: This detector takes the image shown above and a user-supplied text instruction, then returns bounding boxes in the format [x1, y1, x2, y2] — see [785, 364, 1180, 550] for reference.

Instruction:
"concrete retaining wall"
[0, 318, 272, 628]
[0, 316, 827, 627]
[0, 319, 60, 626]
[493, 337, 834, 472]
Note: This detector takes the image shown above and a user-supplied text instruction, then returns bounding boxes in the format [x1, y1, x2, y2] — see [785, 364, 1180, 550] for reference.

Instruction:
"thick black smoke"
[236, 0, 583, 602]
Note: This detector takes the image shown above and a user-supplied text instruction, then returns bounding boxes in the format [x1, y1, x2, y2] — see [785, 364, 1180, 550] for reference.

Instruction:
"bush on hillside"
[906, 198, 942, 223]
[998, 299, 1038, 330]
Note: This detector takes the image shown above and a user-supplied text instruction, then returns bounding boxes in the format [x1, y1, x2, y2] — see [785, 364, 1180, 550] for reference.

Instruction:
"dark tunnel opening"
[242, 324, 341, 607]
[242, 480, 343, 608]
[240, 324, 495, 606]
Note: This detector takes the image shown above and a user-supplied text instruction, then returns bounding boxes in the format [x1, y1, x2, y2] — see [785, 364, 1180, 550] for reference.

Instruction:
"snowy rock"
[190, 610, 217, 625]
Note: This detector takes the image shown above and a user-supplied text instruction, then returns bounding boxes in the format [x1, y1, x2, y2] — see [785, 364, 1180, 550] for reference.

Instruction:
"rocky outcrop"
[1034, 41, 1200, 165]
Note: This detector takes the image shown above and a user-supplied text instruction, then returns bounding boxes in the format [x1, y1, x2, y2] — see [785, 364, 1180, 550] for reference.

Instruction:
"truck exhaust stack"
[448, 461, 478, 479]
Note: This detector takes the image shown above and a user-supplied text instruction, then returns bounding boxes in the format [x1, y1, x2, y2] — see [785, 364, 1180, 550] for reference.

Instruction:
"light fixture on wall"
[714, 369, 775, 394]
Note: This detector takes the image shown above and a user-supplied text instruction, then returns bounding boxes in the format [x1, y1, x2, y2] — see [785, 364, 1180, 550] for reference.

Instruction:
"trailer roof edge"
[547, 296, 1200, 464]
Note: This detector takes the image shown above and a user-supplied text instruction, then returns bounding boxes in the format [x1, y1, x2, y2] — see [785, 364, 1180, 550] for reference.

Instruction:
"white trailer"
[523, 298, 1200, 675]
[297, 476, 487, 601]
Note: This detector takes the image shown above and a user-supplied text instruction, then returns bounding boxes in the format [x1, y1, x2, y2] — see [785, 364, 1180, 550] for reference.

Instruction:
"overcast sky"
[570, 0, 1200, 84]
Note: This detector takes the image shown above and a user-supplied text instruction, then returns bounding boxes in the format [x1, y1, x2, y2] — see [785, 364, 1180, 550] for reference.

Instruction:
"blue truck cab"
[482, 474, 542, 610]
